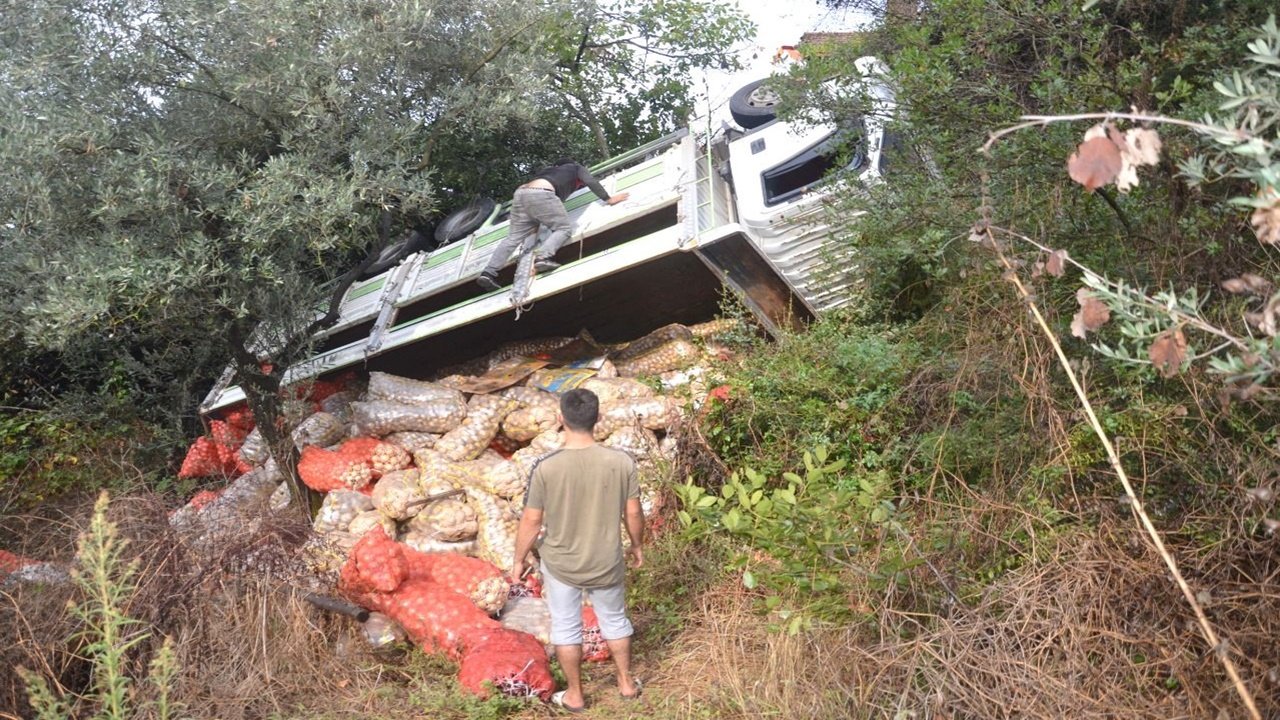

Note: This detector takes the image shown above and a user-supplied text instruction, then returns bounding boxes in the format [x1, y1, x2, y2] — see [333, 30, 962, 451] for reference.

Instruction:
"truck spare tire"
[729, 78, 781, 129]
[434, 197, 496, 246]
[360, 229, 432, 279]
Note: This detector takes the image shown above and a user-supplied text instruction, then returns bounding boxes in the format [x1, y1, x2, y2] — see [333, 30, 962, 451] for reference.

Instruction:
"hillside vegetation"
[3, 1, 1280, 719]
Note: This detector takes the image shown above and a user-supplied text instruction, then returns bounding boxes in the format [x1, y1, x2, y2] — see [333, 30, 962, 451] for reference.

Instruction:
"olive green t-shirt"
[525, 444, 639, 588]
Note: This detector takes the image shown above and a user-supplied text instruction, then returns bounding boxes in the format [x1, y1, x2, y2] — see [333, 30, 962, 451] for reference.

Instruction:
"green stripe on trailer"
[471, 226, 509, 249]
[589, 128, 688, 176]
[348, 277, 385, 300]
[615, 161, 664, 190]
[425, 244, 465, 267]
[564, 193, 597, 213]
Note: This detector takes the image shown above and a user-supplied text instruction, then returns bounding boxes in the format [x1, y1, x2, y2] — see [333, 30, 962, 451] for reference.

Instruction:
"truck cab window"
[761, 125, 865, 207]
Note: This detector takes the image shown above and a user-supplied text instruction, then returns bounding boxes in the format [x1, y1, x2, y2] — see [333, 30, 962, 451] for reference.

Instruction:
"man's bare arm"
[624, 497, 645, 568]
[512, 507, 543, 580]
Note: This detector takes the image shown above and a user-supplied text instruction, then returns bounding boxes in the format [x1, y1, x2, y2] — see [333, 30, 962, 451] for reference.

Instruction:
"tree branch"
[417, 18, 544, 171]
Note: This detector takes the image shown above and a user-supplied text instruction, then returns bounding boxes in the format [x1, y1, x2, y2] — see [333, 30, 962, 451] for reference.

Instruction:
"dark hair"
[559, 388, 599, 431]
[553, 157, 575, 166]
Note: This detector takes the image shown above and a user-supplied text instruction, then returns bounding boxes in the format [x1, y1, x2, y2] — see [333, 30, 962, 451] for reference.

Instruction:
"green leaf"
[787, 614, 804, 635]
[742, 570, 756, 589]
[695, 495, 717, 508]
[724, 508, 744, 533]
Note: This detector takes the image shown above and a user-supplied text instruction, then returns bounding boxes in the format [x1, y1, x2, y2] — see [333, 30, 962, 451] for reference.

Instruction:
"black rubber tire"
[434, 196, 496, 245]
[729, 78, 780, 129]
[360, 229, 430, 278]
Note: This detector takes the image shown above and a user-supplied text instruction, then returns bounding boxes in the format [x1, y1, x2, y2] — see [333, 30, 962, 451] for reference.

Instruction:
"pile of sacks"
[172, 320, 740, 699]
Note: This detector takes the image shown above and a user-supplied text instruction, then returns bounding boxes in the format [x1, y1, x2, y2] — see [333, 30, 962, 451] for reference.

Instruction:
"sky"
[693, 0, 875, 127]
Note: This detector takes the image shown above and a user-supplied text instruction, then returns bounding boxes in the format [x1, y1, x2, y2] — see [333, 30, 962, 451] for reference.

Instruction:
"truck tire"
[434, 197, 496, 245]
[729, 79, 780, 129]
[360, 229, 431, 279]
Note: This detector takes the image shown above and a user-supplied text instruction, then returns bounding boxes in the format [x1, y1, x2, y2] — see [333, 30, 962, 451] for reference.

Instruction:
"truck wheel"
[729, 79, 780, 129]
[360, 229, 431, 279]
[434, 197, 496, 245]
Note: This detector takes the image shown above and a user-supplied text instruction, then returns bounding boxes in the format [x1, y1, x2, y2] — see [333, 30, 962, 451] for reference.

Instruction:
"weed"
[18, 491, 183, 720]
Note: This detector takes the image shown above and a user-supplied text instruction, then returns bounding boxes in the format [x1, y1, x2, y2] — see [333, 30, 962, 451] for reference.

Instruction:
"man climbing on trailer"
[476, 158, 629, 292]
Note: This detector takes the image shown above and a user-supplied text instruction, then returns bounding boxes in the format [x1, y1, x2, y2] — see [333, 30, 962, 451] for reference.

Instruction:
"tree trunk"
[227, 324, 318, 518]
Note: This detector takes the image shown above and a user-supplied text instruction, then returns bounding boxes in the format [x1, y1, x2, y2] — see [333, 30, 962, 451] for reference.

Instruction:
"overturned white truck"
[200, 62, 896, 414]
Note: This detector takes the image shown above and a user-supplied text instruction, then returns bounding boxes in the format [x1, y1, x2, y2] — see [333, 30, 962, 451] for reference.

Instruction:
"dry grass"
[0, 492, 438, 720]
[657, 523, 1280, 720]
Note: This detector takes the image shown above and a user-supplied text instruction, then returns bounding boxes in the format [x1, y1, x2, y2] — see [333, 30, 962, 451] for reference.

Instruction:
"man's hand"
[510, 557, 526, 583]
[606, 192, 630, 206]
[627, 546, 644, 569]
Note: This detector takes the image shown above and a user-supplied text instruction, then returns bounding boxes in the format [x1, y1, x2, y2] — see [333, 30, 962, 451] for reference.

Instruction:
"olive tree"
[0, 0, 749, 502]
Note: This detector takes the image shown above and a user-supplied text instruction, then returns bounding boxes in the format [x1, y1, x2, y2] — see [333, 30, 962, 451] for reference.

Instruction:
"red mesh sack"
[401, 550, 510, 614]
[338, 437, 382, 462]
[507, 568, 543, 599]
[213, 441, 240, 473]
[336, 530, 550, 700]
[339, 526, 408, 594]
[179, 437, 224, 478]
[334, 437, 409, 476]
[458, 628, 555, 700]
[221, 405, 255, 432]
[189, 489, 222, 511]
[581, 606, 611, 662]
[209, 419, 248, 447]
[488, 436, 520, 458]
[0, 549, 35, 576]
[382, 579, 500, 657]
[298, 445, 373, 492]
[298, 371, 355, 403]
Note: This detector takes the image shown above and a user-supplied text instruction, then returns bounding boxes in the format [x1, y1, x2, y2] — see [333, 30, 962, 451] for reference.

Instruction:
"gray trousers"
[482, 187, 573, 276]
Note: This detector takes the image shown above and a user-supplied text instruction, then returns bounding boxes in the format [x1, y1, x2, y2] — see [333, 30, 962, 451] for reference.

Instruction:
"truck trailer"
[200, 61, 895, 413]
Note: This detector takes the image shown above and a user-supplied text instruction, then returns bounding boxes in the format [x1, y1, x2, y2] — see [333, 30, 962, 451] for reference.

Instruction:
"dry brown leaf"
[1070, 288, 1110, 338]
[1109, 127, 1162, 193]
[1241, 273, 1272, 293]
[1222, 278, 1250, 294]
[1245, 295, 1280, 337]
[1245, 487, 1275, 503]
[1067, 136, 1122, 192]
[1123, 128, 1162, 167]
[1147, 328, 1187, 378]
[1045, 249, 1068, 277]
[1223, 273, 1272, 295]
[1251, 189, 1280, 245]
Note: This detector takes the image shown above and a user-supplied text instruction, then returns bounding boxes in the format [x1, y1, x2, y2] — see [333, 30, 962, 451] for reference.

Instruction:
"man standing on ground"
[512, 388, 645, 712]
[477, 158, 629, 291]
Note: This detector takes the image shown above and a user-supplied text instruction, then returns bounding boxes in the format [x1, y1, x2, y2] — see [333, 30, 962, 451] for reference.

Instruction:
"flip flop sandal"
[551, 690, 586, 713]
[621, 677, 644, 701]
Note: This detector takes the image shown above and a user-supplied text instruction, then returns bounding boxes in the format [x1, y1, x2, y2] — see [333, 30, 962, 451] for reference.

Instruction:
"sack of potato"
[436, 395, 516, 462]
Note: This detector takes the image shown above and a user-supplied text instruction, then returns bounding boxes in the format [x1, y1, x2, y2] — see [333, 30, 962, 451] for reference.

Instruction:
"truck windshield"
[762, 124, 865, 204]
[762, 125, 865, 207]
